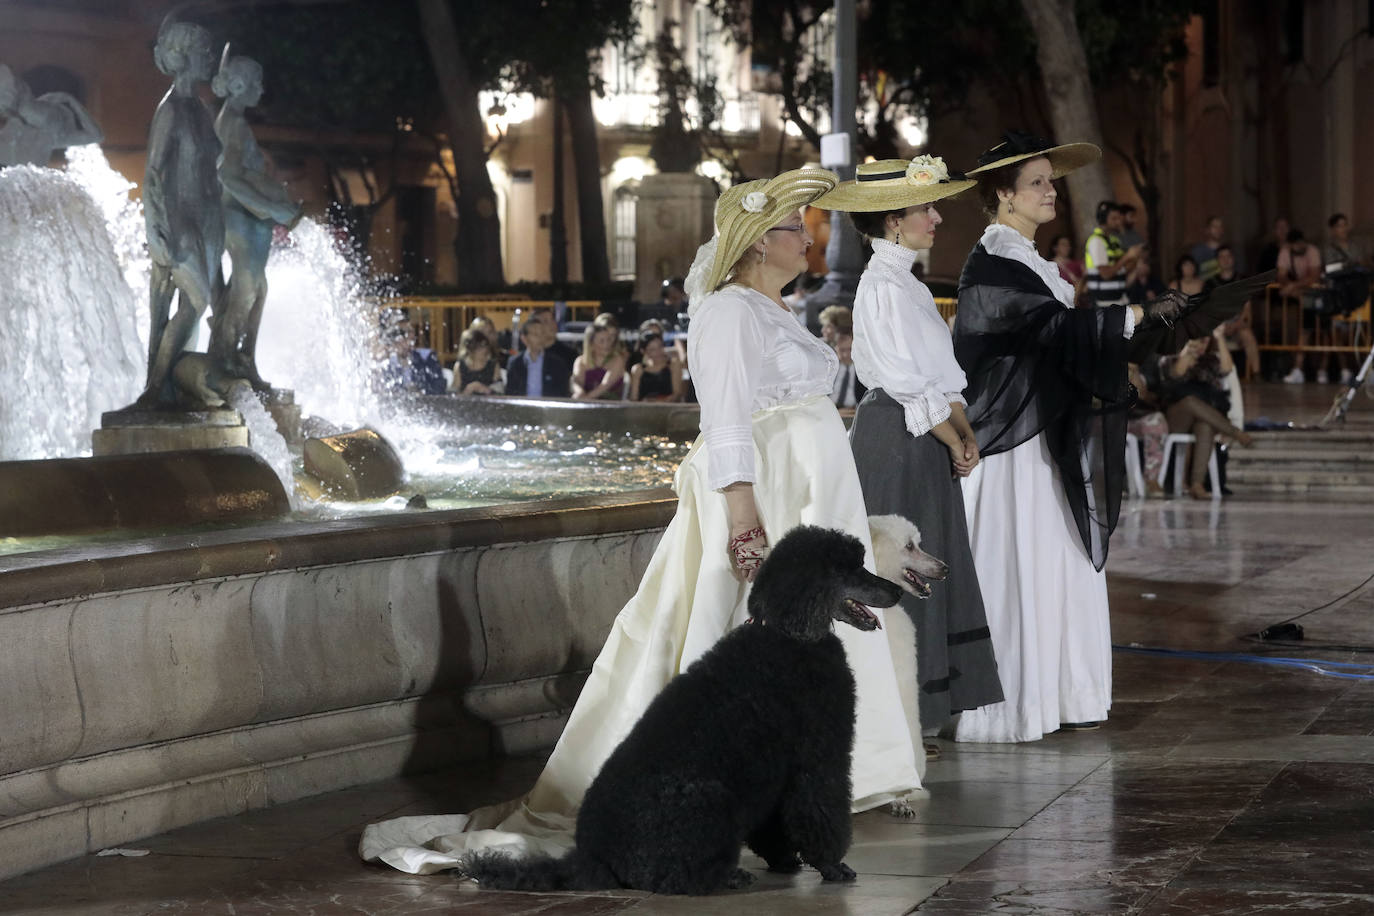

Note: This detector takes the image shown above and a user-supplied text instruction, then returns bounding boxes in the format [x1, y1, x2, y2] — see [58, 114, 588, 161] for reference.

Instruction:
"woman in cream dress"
[363, 168, 923, 874]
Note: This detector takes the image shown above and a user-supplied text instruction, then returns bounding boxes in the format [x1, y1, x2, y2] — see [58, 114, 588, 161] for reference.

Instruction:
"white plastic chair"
[1124, 432, 1146, 498]
[1158, 433, 1220, 499]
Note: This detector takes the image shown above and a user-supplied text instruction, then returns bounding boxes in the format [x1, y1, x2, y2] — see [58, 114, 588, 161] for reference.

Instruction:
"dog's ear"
[836, 533, 865, 569]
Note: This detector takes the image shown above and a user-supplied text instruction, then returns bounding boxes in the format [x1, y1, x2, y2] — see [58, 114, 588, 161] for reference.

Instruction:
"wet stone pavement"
[6, 386, 1374, 913]
[4, 497, 1373, 914]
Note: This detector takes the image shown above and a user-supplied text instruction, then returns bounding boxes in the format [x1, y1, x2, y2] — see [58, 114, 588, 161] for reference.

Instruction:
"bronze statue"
[137, 20, 224, 407]
[210, 49, 302, 390]
[0, 63, 103, 167]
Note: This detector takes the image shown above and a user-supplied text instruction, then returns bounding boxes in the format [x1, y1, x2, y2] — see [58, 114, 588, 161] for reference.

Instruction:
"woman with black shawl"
[951, 133, 1182, 743]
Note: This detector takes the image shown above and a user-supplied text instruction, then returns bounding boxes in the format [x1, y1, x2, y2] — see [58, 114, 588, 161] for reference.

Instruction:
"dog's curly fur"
[462, 525, 902, 895]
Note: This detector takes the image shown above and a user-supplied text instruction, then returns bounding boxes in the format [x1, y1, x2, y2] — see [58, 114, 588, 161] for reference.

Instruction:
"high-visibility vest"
[1084, 227, 1127, 305]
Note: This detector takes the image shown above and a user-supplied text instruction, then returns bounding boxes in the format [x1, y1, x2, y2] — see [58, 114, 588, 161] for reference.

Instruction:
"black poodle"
[462, 524, 902, 895]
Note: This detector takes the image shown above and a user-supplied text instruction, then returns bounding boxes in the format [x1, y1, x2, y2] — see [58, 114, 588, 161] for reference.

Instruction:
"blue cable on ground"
[1112, 644, 1374, 681]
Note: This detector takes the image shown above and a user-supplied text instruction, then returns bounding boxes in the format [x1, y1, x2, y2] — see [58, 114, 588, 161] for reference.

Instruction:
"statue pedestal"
[93, 408, 248, 457]
[634, 172, 718, 306]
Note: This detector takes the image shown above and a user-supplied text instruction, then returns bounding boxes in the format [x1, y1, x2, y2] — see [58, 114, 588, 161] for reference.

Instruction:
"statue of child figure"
[137, 19, 224, 407]
[210, 49, 303, 390]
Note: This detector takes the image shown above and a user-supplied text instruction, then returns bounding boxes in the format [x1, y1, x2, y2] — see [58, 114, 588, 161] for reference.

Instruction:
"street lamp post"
[806, 0, 860, 328]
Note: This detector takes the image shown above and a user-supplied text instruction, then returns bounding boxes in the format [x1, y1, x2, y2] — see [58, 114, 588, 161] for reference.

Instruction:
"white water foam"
[227, 384, 300, 510]
[0, 160, 145, 460]
[253, 218, 388, 430]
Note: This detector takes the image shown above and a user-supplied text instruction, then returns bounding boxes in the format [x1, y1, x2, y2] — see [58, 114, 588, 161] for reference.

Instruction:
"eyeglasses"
[767, 225, 807, 234]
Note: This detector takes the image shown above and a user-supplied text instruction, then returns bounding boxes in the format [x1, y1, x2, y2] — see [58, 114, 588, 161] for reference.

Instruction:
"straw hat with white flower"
[685, 167, 839, 309]
[810, 156, 976, 212]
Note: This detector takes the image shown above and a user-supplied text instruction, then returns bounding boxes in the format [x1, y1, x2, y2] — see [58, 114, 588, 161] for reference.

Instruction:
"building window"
[612, 184, 638, 281]
[693, 7, 717, 80]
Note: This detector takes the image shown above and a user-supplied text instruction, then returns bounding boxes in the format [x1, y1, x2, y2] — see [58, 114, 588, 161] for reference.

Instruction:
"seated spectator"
[1169, 254, 1206, 297]
[450, 327, 505, 395]
[1160, 329, 1253, 499]
[658, 276, 687, 313]
[627, 318, 666, 370]
[468, 315, 503, 367]
[628, 331, 683, 402]
[1257, 216, 1290, 273]
[1205, 245, 1260, 378]
[572, 312, 627, 401]
[829, 330, 866, 408]
[1323, 212, 1368, 270]
[1324, 213, 1368, 385]
[1190, 215, 1226, 280]
[1126, 255, 1166, 304]
[1118, 203, 1144, 249]
[1277, 228, 1326, 383]
[1048, 233, 1084, 286]
[1126, 362, 1168, 498]
[783, 272, 826, 324]
[505, 312, 572, 397]
[379, 311, 445, 395]
[818, 304, 852, 347]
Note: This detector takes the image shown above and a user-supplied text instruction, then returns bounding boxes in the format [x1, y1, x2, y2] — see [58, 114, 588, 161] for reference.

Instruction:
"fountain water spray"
[0, 159, 145, 460]
[226, 384, 299, 509]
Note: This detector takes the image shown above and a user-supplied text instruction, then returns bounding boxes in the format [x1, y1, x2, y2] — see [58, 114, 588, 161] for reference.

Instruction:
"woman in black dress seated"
[1157, 328, 1252, 499]
[628, 331, 683, 402]
[450, 328, 504, 395]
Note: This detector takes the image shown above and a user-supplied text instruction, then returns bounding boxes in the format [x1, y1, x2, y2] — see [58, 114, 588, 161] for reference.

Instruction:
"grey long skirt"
[849, 388, 1004, 731]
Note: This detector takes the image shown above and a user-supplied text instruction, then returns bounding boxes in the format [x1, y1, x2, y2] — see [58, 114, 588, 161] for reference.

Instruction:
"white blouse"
[981, 223, 1135, 336]
[853, 239, 968, 438]
[688, 284, 838, 490]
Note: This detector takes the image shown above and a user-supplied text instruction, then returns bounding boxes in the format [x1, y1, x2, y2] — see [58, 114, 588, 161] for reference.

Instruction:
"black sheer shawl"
[953, 243, 1133, 571]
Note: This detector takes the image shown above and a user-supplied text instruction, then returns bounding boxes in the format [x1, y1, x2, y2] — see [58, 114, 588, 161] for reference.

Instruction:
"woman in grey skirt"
[813, 157, 1004, 742]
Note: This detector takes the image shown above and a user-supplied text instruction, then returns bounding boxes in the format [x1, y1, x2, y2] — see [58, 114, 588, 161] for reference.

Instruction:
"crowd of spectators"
[1039, 203, 1370, 386]
[1031, 201, 1372, 501]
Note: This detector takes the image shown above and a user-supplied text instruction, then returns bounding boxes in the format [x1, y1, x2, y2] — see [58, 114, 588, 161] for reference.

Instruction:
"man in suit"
[505, 311, 572, 397]
[831, 331, 866, 408]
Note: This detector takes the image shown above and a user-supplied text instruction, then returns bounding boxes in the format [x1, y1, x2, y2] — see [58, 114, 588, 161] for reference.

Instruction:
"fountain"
[0, 30, 693, 881]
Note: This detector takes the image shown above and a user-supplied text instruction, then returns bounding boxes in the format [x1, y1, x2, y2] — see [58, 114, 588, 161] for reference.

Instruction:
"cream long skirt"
[361, 395, 923, 874]
[954, 433, 1112, 744]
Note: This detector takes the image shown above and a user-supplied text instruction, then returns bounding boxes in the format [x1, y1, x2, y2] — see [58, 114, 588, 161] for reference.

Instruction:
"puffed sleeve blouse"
[688, 284, 837, 490]
[852, 239, 968, 438]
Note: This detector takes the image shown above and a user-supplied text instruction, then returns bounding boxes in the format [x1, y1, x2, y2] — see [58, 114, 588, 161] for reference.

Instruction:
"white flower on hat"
[905, 155, 949, 187]
[741, 190, 770, 213]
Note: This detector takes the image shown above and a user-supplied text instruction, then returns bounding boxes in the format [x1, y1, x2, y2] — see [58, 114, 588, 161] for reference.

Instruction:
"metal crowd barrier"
[386, 298, 603, 363]
[1256, 282, 1370, 353]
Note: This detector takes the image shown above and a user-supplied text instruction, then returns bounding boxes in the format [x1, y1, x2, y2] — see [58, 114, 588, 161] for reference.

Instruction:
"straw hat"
[702, 167, 839, 295]
[966, 130, 1100, 179]
[810, 156, 976, 212]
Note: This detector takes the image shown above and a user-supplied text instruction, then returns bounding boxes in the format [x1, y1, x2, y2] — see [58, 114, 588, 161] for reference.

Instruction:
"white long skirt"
[953, 433, 1112, 744]
[361, 395, 923, 874]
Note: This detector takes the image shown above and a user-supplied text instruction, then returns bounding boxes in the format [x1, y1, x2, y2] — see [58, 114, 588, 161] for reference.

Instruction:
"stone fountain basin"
[0, 396, 700, 880]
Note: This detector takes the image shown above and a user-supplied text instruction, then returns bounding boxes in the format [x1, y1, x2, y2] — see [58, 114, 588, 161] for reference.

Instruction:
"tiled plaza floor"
[4, 384, 1374, 914]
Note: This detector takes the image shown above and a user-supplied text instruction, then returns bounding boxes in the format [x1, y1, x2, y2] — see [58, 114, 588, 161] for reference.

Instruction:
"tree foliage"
[855, 0, 1037, 159]
[207, 2, 441, 249]
[210, 3, 437, 133]
[709, 0, 833, 150]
